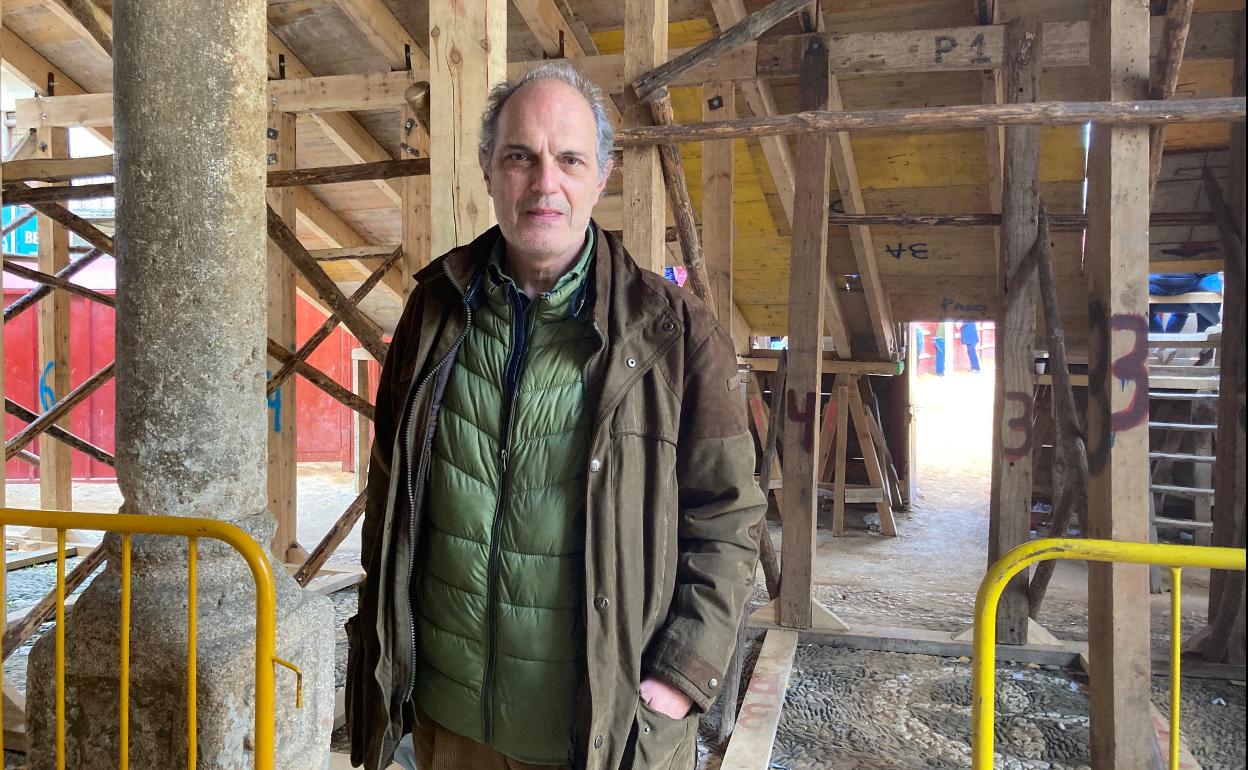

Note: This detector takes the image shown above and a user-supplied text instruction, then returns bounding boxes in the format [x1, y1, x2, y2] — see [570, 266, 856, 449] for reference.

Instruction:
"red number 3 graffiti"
[1003, 392, 1034, 462]
[1109, 314, 1149, 431]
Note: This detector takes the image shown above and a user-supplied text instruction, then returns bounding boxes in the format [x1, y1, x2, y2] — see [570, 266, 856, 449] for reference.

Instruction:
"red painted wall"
[5, 290, 381, 482]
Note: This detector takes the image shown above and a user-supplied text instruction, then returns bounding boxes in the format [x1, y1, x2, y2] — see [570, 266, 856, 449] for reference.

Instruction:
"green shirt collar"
[485, 226, 595, 320]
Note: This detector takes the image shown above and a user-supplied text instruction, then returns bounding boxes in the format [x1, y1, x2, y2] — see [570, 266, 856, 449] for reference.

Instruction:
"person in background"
[1148, 272, 1223, 334]
[915, 325, 926, 369]
[933, 324, 946, 377]
[960, 321, 981, 372]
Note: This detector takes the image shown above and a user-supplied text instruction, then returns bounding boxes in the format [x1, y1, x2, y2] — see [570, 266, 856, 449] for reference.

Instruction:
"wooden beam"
[2, 259, 115, 307]
[631, 0, 808, 102]
[5, 397, 115, 467]
[4, 249, 107, 322]
[5, 363, 114, 462]
[267, 110, 299, 560]
[845, 375, 897, 535]
[352, 349, 372, 494]
[826, 71, 894, 356]
[293, 492, 367, 586]
[621, 0, 668, 274]
[292, 187, 405, 303]
[825, 211, 1214, 229]
[400, 100, 432, 287]
[718, 629, 798, 769]
[42, 0, 112, 57]
[988, 18, 1041, 646]
[35, 125, 72, 513]
[268, 30, 402, 206]
[1193, 16, 1246, 667]
[778, 37, 837, 630]
[1, 11, 5, 510]
[614, 97, 1246, 146]
[1084, 0, 1156, 764]
[429, 0, 504, 256]
[331, 0, 429, 70]
[1148, 0, 1195, 202]
[0, 26, 112, 144]
[651, 93, 714, 307]
[268, 247, 403, 394]
[266, 340, 375, 421]
[1, 158, 430, 206]
[703, 81, 735, 328]
[2, 155, 113, 183]
[1, 546, 106, 662]
[738, 353, 901, 375]
[266, 205, 389, 362]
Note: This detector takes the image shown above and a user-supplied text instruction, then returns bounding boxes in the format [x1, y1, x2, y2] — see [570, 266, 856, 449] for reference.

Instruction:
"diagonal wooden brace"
[266, 204, 389, 362]
[5, 362, 115, 461]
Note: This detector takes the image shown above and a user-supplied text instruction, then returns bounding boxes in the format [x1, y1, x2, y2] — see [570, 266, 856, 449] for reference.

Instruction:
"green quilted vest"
[412, 230, 598, 765]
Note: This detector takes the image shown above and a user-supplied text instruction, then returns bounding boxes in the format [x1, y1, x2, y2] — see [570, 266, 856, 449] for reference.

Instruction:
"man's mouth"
[525, 207, 565, 222]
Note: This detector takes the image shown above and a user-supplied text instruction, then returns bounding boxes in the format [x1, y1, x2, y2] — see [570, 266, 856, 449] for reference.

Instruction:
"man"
[959, 321, 980, 372]
[345, 62, 766, 770]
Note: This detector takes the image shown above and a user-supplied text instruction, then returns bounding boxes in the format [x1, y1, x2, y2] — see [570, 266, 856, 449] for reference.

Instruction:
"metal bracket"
[706, 95, 724, 111]
[266, 127, 279, 140]
[266, 153, 279, 166]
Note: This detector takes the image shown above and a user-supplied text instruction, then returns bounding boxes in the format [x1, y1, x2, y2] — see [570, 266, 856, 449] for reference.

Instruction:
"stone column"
[25, 1, 335, 767]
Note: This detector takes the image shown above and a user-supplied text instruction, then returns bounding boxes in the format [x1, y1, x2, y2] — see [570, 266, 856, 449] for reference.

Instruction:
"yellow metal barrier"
[0, 508, 304, 770]
[971, 538, 1246, 770]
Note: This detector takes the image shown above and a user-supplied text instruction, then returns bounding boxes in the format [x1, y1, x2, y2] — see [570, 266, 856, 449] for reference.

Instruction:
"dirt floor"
[4, 366, 1245, 768]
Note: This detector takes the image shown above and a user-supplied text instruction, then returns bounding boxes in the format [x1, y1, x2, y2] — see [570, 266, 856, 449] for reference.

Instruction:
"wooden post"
[1084, 0, 1155, 763]
[622, 0, 668, 274]
[831, 375, 850, 536]
[266, 110, 299, 560]
[702, 81, 735, 327]
[987, 18, 1041, 645]
[36, 124, 72, 516]
[429, 0, 504, 256]
[1193, 16, 1245, 665]
[401, 98, 432, 290]
[352, 349, 372, 494]
[777, 37, 832, 629]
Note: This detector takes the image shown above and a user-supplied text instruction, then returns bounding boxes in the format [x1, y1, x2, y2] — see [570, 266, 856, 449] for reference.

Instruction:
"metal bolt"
[405, 118, 415, 132]
[266, 152, 278, 165]
[266, 128, 279, 140]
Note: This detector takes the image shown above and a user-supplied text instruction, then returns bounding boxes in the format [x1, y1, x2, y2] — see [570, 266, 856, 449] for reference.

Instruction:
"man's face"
[484, 79, 612, 265]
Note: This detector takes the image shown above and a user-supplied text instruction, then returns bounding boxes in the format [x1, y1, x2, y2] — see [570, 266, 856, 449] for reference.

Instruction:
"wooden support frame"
[987, 18, 1041, 646]
[1, 546, 106, 663]
[428, 0, 504, 256]
[267, 110, 299, 561]
[34, 125, 72, 514]
[774, 37, 846, 631]
[5, 363, 115, 462]
[1192, 19, 1245, 666]
[4, 249, 107, 322]
[743, 370, 783, 599]
[2, 259, 115, 307]
[266, 204, 389, 362]
[1084, 0, 1157, 763]
[702, 81, 735, 328]
[1148, 0, 1195, 202]
[267, 246, 402, 395]
[621, 0, 669, 274]
[352, 349, 373, 494]
[266, 340, 375, 421]
[650, 93, 714, 306]
[293, 491, 367, 586]
[5, 397, 115, 467]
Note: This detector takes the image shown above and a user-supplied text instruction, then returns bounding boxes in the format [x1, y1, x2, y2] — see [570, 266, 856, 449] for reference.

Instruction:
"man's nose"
[530, 156, 560, 194]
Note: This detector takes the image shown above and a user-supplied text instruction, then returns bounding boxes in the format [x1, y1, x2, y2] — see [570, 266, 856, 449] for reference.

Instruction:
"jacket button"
[589, 458, 601, 473]
[662, 321, 675, 332]
[594, 735, 603, 749]
[626, 357, 637, 368]
[709, 678, 719, 688]
[594, 596, 609, 610]
[643, 724, 652, 734]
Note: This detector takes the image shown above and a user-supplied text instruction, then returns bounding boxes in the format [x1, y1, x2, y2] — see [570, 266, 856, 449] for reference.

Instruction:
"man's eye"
[507, 153, 528, 162]
[563, 157, 584, 166]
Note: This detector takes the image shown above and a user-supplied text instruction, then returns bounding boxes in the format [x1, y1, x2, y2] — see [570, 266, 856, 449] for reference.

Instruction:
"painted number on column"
[736, 670, 782, 731]
[787, 389, 817, 453]
[266, 370, 282, 433]
[1002, 391, 1034, 462]
[1108, 314, 1149, 431]
[933, 33, 990, 64]
[39, 361, 56, 412]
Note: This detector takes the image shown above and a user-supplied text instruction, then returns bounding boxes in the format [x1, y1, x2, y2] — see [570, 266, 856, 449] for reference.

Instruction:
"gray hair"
[478, 62, 615, 179]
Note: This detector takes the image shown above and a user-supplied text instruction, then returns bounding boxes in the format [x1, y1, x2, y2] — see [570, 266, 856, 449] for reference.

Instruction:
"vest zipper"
[405, 266, 473, 703]
[483, 286, 538, 745]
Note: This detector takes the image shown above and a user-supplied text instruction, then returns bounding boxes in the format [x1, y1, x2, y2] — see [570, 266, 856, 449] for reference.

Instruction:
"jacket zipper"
[482, 286, 537, 745]
[404, 263, 473, 703]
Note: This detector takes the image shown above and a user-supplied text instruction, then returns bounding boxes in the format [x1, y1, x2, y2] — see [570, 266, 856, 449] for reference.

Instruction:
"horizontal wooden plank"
[4, 545, 77, 571]
[1149, 291, 1222, 303]
[719, 629, 798, 770]
[1150, 451, 1216, 463]
[1153, 514, 1215, 528]
[739, 353, 903, 375]
[1149, 421, 1218, 431]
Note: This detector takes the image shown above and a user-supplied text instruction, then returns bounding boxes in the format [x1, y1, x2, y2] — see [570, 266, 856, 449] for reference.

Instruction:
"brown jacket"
[345, 223, 765, 769]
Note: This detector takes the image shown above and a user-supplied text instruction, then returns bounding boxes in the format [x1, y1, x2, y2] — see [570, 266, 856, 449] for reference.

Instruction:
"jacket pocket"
[344, 615, 366, 767]
[631, 697, 696, 770]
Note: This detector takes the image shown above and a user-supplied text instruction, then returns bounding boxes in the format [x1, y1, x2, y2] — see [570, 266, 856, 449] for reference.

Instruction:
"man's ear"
[594, 157, 615, 199]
